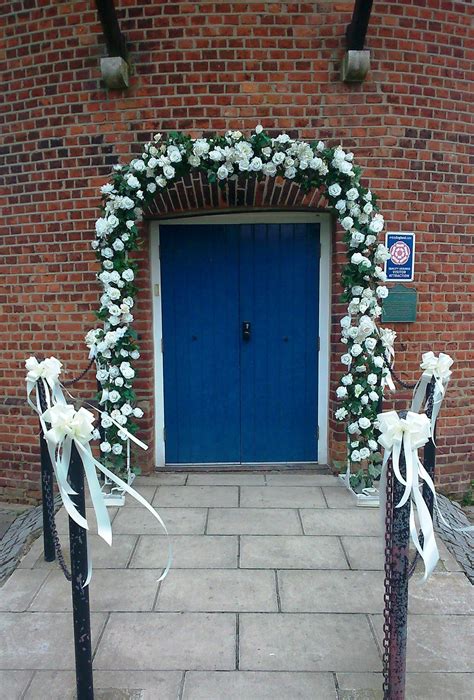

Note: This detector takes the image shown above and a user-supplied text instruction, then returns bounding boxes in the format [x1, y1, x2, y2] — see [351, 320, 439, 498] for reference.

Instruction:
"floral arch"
[86, 127, 395, 481]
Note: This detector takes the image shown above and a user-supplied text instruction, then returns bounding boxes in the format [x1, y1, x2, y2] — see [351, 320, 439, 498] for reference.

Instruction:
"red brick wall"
[1, 0, 473, 502]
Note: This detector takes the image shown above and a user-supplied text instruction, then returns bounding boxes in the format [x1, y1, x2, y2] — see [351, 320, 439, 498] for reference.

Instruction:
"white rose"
[361, 395, 369, 405]
[363, 202, 373, 215]
[122, 269, 134, 282]
[255, 124, 263, 134]
[209, 149, 224, 162]
[163, 164, 175, 179]
[335, 199, 346, 213]
[167, 146, 182, 163]
[351, 450, 361, 462]
[340, 315, 352, 329]
[250, 157, 263, 171]
[103, 260, 113, 269]
[328, 183, 342, 198]
[133, 159, 146, 172]
[121, 403, 133, 416]
[147, 182, 157, 194]
[272, 151, 286, 165]
[351, 252, 364, 265]
[126, 174, 140, 189]
[336, 386, 348, 399]
[121, 197, 135, 210]
[188, 154, 200, 167]
[358, 417, 371, 429]
[351, 441, 360, 449]
[101, 247, 114, 259]
[112, 443, 123, 455]
[359, 447, 371, 460]
[120, 361, 135, 379]
[284, 166, 296, 179]
[130, 350, 140, 360]
[95, 218, 108, 237]
[193, 139, 210, 157]
[373, 356, 384, 368]
[354, 384, 364, 397]
[348, 422, 360, 435]
[365, 337, 377, 351]
[263, 162, 277, 176]
[351, 231, 365, 246]
[355, 364, 366, 373]
[376, 286, 389, 299]
[369, 214, 384, 233]
[341, 216, 354, 231]
[341, 353, 352, 366]
[351, 344, 363, 357]
[369, 391, 379, 401]
[112, 239, 124, 251]
[316, 140, 325, 151]
[133, 407, 144, 418]
[365, 235, 377, 246]
[96, 369, 109, 382]
[341, 374, 353, 385]
[346, 187, 359, 201]
[101, 183, 115, 195]
[335, 407, 348, 420]
[367, 373, 378, 385]
[108, 390, 121, 403]
[368, 439, 378, 451]
[114, 377, 124, 387]
[100, 441, 112, 453]
[309, 156, 323, 170]
[217, 165, 229, 180]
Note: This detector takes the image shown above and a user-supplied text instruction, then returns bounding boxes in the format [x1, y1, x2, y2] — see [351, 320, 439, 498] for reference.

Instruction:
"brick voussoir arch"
[86, 127, 395, 485]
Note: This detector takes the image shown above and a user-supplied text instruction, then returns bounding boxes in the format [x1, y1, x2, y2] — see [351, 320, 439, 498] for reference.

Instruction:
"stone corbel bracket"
[96, 0, 130, 90]
[341, 50, 371, 83]
[342, 0, 373, 83]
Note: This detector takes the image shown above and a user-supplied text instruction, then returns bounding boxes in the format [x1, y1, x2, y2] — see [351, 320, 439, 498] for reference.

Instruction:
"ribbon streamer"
[378, 410, 439, 580]
[411, 352, 453, 433]
[26, 357, 172, 585]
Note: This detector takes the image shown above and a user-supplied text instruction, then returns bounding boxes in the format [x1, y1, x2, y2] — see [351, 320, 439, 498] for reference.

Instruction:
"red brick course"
[1, 1, 473, 502]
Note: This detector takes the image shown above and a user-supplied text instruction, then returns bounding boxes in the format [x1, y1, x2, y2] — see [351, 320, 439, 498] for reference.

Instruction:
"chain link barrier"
[382, 450, 395, 698]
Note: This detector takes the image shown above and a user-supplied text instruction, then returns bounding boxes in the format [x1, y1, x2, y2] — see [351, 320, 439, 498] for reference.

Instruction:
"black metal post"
[387, 411, 410, 699]
[423, 378, 436, 517]
[36, 378, 56, 563]
[68, 442, 94, 700]
[346, 0, 374, 50]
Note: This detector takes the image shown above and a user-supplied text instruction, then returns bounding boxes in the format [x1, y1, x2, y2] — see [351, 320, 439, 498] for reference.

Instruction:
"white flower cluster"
[86, 127, 394, 474]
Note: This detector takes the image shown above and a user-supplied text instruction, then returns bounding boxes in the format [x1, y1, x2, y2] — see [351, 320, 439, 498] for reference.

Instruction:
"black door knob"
[242, 321, 251, 341]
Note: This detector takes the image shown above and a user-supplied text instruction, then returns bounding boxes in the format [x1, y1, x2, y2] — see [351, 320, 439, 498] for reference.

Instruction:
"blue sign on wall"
[385, 232, 415, 282]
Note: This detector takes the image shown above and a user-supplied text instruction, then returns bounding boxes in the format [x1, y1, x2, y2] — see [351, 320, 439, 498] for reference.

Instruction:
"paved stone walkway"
[0, 471, 472, 699]
[435, 494, 474, 584]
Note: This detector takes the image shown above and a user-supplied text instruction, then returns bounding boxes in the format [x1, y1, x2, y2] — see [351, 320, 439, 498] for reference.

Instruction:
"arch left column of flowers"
[87, 127, 395, 481]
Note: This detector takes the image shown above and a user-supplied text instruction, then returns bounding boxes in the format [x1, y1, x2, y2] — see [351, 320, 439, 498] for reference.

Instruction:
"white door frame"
[150, 211, 332, 466]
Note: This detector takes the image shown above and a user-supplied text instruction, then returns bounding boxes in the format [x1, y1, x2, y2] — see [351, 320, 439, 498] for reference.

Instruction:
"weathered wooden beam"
[95, 0, 128, 59]
[345, 0, 374, 51]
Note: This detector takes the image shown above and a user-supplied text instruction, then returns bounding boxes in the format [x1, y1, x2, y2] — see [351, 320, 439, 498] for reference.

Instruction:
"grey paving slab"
[113, 507, 207, 534]
[323, 486, 356, 508]
[207, 508, 302, 535]
[187, 473, 266, 485]
[371, 614, 474, 672]
[28, 534, 138, 570]
[153, 485, 238, 508]
[17, 536, 45, 568]
[0, 612, 107, 669]
[337, 672, 474, 700]
[266, 473, 340, 486]
[0, 569, 49, 611]
[240, 486, 325, 508]
[94, 612, 236, 670]
[54, 506, 118, 534]
[0, 670, 34, 699]
[408, 572, 474, 615]
[240, 535, 348, 570]
[134, 473, 188, 486]
[278, 570, 384, 613]
[130, 534, 238, 569]
[341, 536, 385, 570]
[240, 613, 381, 671]
[156, 569, 277, 612]
[183, 671, 337, 699]
[25, 670, 183, 700]
[85, 486, 157, 508]
[30, 569, 160, 612]
[301, 508, 380, 536]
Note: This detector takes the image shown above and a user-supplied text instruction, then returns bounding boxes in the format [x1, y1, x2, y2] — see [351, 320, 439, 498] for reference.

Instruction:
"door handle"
[242, 321, 251, 341]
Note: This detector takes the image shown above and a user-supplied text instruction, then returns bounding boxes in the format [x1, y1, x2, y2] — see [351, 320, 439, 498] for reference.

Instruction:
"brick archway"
[144, 170, 329, 219]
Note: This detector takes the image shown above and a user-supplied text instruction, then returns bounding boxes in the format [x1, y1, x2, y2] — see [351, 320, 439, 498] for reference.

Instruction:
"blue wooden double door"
[160, 222, 320, 464]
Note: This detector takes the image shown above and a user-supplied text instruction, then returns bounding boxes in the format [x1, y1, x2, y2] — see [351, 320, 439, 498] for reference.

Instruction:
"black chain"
[43, 462, 72, 581]
[390, 367, 417, 391]
[62, 358, 95, 387]
[382, 458, 394, 698]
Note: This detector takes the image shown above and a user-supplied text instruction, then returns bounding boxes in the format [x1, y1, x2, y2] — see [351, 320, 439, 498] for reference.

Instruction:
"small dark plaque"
[382, 284, 417, 323]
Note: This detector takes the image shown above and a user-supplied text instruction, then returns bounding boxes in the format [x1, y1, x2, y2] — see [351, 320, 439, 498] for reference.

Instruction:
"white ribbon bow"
[411, 352, 453, 432]
[26, 358, 172, 586]
[378, 410, 439, 580]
